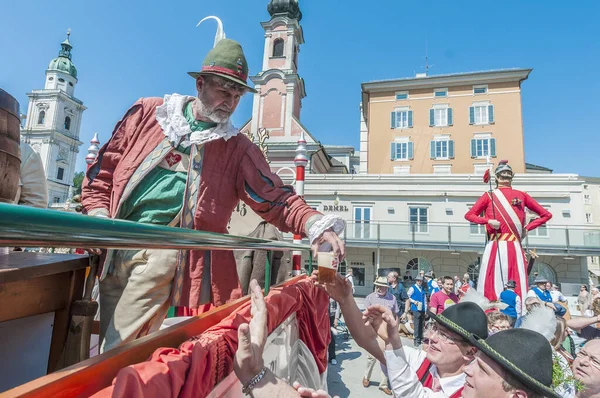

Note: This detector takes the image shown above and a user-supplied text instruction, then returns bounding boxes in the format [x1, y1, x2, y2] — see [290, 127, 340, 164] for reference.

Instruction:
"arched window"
[406, 257, 432, 278]
[528, 262, 557, 286]
[273, 39, 284, 57]
[37, 111, 45, 125]
[468, 260, 481, 285]
[64, 116, 71, 130]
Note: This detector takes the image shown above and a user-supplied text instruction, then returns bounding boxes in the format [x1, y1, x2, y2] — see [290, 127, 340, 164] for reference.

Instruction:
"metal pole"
[264, 250, 272, 296]
[308, 251, 313, 275]
[292, 132, 308, 276]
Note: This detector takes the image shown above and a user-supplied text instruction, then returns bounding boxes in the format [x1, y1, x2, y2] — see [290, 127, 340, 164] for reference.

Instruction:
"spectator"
[514, 296, 543, 328]
[499, 280, 522, 324]
[429, 276, 459, 315]
[578, 285, 591, 314]
[464, 329, 562, 398]
[329, 298, 340, 365]
[568, 301, 600, 340]
[403, 276, 427, 348]
[458, 275, 472, 299]
[453, 276, 462, 294]
[591, 287, 600, 301]
[363, 276, 398, 395]
[572, 339, 600, 398]
[527, 276, 566, 317]
[363, 301, 488, 398]
[553, 317, 575, 365]
[550, 283, 567, 303]
[464, 273, 475, 289]
[387, 271, 408, 318]
[424, 271, 439, 297]
[486, 311, 512, 335]
[404, 270, 413, 282]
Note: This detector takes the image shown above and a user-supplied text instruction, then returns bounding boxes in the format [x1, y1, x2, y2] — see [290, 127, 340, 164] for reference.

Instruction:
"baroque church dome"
[267, 0, 302, 21]
[48, 36, 77, 78]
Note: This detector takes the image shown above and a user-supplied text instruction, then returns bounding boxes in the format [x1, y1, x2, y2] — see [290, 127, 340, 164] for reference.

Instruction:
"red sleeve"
[81, 99, 144, 216]
[236, 143, 320, 237]
[523, 192, 552, 231]
[464, 193, 490, 225]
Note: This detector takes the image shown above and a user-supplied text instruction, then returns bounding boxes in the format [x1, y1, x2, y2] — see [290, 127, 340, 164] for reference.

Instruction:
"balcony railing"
[287, 220, 600, 256]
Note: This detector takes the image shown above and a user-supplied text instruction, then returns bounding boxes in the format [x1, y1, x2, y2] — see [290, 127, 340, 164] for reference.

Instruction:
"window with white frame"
[434, 88, 448, 97]
[354, 206, 373, 239]
[392, 107, 412, 129]
[473, 85, 488, 95]
[396, 91, 409, 100]
[584, 194, 591, 204]
[526, 207, 549, 237]
[409, 207, 428, 233]
[433, 107, 448, 127]
[470, 102, 494, 125]
[390, 138, 413, 161]
[471, 134, 496, 158]
[433, 165, 452, 175]
[430, 136, 454, 160]
[586, 213, 593, 223]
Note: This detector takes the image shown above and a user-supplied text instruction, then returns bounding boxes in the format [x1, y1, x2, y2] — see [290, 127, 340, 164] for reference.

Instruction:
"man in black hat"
[403, 275, 427, 348]
[526, 276, 566, 317]
[464, 328, 561, 398]
[363, 301, 488, 397]
[499, 279, 521, 325]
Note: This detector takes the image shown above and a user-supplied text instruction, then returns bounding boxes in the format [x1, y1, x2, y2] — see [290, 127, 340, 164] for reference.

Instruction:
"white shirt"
[407, 286, 428, 310]
[385, 345, 466, 398]
[550, 290, 566, 303]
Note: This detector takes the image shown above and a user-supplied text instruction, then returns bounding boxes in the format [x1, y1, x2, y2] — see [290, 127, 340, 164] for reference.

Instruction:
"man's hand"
[310, 271, 353, 305]
[292, 382, 338, 398]
[234, 279, 267, 386]
[488, 219, 501, 229]
[363, 305, 401, 348]
[311, 229, 345, 263]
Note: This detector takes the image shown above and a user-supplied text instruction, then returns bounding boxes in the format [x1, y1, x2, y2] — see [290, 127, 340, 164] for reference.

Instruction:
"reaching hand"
[363, 305, 401, 347]
[311, 229, 345, 263]
[310, 271, 353, 305]
[488, 219, 501, 229]
[293, 382, 338, 398]
[233, 279, 268, 385]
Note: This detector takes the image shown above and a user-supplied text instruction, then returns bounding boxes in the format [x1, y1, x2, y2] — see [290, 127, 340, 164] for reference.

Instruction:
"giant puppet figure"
[464, 160, 551, 306]
[82, 18, 346, 353]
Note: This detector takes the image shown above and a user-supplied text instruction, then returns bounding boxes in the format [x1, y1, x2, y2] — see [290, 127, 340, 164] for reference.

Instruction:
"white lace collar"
[155, 93, 239, 147]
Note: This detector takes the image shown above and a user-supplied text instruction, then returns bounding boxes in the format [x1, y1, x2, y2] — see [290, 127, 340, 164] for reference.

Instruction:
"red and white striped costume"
[465, 187, 552, 306]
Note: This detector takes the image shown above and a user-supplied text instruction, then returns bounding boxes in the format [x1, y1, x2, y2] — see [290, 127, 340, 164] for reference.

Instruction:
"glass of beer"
[317, 252, 338, 284]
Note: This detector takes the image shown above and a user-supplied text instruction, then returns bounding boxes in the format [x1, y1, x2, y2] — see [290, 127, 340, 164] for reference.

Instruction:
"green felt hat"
[188, 39, 257, 93]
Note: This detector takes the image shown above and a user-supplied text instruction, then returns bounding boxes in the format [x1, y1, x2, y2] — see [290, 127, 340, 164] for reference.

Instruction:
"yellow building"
[360, 69, 531, 175]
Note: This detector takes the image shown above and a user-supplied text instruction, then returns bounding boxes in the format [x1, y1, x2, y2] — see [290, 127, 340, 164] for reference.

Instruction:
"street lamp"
[333, 191, 340, 206]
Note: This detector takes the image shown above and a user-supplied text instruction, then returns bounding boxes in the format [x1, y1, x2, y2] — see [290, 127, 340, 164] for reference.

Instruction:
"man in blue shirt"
[500, 280, 522, 325]
[387, 271, 408, 317]
[526, 276, 566, 317]
[402, 276, 427, 348]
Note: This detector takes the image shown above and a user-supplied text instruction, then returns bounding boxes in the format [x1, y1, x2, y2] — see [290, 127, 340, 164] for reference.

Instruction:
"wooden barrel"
[0, 89, 21, 204]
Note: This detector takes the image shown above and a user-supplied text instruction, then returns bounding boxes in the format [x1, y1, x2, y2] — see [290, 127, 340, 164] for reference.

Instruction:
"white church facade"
[20, 32, 86, 205]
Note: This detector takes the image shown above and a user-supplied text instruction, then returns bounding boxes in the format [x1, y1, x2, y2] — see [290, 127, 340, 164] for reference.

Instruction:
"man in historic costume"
[464, 160, 552, 305]
[82, 20, 345, 352]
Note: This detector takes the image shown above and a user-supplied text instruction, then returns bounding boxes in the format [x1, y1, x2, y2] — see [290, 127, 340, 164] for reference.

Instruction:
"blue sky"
[1, 0, 598, 175]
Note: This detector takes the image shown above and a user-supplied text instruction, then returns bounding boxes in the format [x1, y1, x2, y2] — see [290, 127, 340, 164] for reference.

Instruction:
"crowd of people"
[232, 271, 600, 398]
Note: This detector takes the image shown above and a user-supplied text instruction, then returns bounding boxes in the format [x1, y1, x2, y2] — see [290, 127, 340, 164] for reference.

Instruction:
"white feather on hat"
[197, 16, 226, 48]
[519, 306, 557, 342]
[460, 288, 508, 311]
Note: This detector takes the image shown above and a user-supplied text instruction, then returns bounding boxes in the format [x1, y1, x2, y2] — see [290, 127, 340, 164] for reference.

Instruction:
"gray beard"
[196, 99, 231, 124]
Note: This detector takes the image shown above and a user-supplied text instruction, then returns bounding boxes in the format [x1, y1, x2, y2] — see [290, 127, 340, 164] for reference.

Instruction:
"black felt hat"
[469, 329, 561, 398]
[428, 302, 488, 342]
[505, 280, 517, 289]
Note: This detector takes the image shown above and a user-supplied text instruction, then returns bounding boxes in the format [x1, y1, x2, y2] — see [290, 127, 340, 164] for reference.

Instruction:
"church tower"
[248, 0, 306, 139]
[21, 30, 86, 205]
